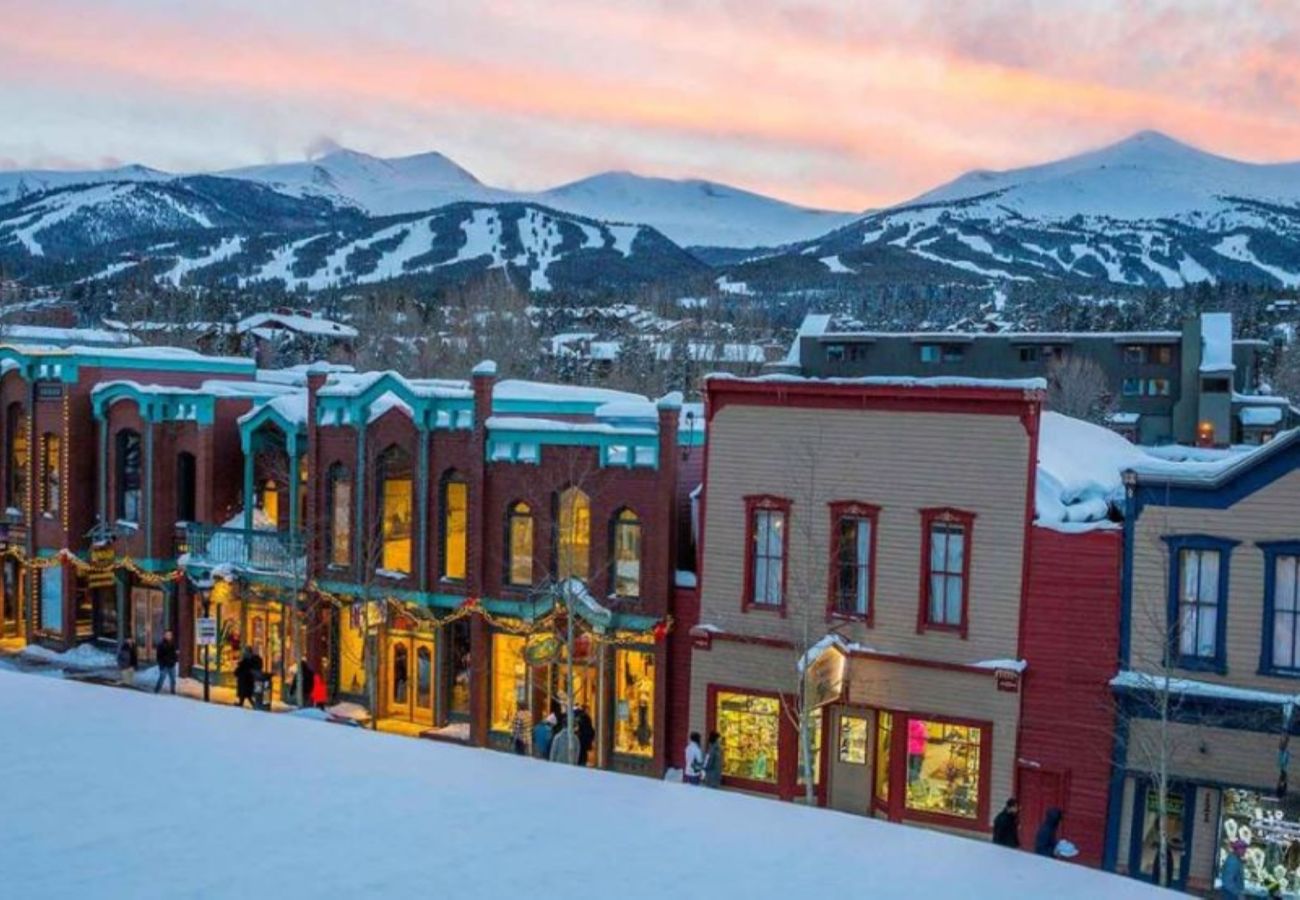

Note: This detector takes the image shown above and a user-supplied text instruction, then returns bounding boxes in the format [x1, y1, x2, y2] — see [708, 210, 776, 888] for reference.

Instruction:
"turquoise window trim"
[486, 429, 660, 469]
[92, 384, 218, 426]
[238, 404, 306, 452]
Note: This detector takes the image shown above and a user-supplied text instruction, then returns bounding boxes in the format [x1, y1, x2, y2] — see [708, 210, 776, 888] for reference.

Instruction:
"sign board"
[804, 644, 848, 710]
[995, 668, 1021, 693]
[196, 617, 218, 647]
[85, 546, 117, 589]
[524, 633, 561, 666]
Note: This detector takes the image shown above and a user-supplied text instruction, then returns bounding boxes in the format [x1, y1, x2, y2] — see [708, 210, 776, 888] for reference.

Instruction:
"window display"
[491, 633, 527, 733]
[716, 691, 779, 784]
[613, 648, 654, 757]
[839, 714, 868, 765]
[798, 708, 823, 786]
[338, 602, 368, 695]
[875, 711, 892, 804]
[1138, 788, 1185, 883]
[904, 718, 982, 820]
[1219, 789, 1300, 898]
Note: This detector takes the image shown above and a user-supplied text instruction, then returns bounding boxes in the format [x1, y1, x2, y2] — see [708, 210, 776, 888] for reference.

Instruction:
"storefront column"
[595, 641, 610, 770]
[469, 614, 490, 746]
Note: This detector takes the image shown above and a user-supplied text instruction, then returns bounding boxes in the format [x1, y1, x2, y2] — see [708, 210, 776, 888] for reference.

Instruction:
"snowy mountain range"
[2, 131, 1300, 295]
[725, 132, 1300, 291]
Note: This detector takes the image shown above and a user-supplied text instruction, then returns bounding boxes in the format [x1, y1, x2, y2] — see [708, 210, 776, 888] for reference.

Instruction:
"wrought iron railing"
[183, 524, 306, 578]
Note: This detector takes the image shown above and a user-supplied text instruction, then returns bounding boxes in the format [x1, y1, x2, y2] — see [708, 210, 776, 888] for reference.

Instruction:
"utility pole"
[201, 593, 211, 703]
[565, 581, 575, 765]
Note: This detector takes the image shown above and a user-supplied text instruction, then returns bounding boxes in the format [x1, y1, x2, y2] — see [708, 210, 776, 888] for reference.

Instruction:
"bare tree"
[1046, 355, 1116, 424]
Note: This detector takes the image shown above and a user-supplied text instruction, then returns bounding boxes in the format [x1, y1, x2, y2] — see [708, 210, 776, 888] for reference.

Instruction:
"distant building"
[235, 310, 358, 366]
[776, 312, 1294, 446]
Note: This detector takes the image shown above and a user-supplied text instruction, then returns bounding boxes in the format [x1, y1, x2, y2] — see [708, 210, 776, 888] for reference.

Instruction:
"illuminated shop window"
[491, 633, 528, 733]
[442, 474, 468, 580]
[716, 691, 779, 784]
[613, 648, 655, 757]
[556, 487, 591, 582]
[839, 715, 868, 765]
[41, 433, 60, 514]
[797, 707, 823, 787]
[874, 711, 892, 804]
[904, 719, 983, 820]
[378, 446, 413, 574]
[338, 603, 367, 695]
[612, 509, 642, 598]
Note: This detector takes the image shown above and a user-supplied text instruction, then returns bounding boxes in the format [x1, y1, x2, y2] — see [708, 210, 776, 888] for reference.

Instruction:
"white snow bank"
[0, 670, 1164, 899]
[19, 642, 117, 671]
[1035, 412, 1150, 525]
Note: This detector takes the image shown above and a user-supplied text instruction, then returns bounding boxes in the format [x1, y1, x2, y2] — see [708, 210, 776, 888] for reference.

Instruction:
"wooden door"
[1018, 766, 1065, 849]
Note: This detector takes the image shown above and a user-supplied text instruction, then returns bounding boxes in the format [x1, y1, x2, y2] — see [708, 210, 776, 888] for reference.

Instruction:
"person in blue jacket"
[532, 713, 556, 760]
[1034, 808, 1063, 857]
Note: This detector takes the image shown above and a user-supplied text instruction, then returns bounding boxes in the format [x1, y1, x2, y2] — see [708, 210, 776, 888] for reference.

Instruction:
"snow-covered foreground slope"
[0, 671, 1166, 899]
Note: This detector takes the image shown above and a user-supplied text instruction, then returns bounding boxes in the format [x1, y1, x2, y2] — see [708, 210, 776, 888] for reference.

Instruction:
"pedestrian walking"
[1219, 838, 1246, 899]
[702, 731, 723, 788]
[235, 647, 257, 708]
[992, 797, 1021, 849]
[1034, 807, 1063, 857]
[549, 720, 578, 764]
[684, 732, 705, 785]
[153, 630, 178, 694]
[294, 657, 315, 706]
[249, 648, 266, 709]
[511, 708, 529, 755]
[311, 669, 328, 710]
[574, 705, 596, 766]
[532, 713, 556, 760]
[116, 637, 138, 687]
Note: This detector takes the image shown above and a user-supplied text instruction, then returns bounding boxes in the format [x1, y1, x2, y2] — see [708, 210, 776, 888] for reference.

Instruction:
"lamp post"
[201, 592, 211, 703]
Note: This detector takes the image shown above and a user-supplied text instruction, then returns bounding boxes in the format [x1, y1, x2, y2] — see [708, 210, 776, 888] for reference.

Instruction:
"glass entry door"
[385, 632, 435, 726]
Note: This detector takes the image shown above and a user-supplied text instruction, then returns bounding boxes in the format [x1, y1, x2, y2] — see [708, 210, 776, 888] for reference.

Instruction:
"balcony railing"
[184, 524, 306, 578]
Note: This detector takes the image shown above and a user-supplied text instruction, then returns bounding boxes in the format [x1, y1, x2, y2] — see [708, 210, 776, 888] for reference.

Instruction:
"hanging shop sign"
[805, 644, 848, 710]
[85, 546, 117, 589]
[995, 668, 1021, 693]
[196, 617, 218, 646]
[524, 632, 562, 666]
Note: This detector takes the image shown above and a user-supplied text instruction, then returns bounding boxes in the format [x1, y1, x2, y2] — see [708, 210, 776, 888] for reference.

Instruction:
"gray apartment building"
[774, 312, 1294, 446]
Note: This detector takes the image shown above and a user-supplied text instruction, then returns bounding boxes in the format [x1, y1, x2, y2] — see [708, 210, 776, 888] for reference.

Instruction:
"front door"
[1130, 781, 1191, 889]
[247, 602, 284, 697]
[385, 633, 435, 726]
[0, 558, 22, 640]
[1018, 767, 1065, 850]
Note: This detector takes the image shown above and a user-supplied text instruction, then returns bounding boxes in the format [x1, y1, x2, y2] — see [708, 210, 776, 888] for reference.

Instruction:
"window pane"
[766, 511, 784, 555]
[946, 528, 965, 573]
[716, 691, 779, 784]
[329, 477, 352, 567]
[614, 514, 641, 598]
[904, 719, 982, 820]
[416, 646, 433, 710]
[945, 577, 963, 623]
[1196, 606, 1218, 658]
[613, 649, 655, 757]
[930, 530, 945, 573]
[508, 506, 533, 586]
[875, 711, 892, 803]
[39, 564, 62, 632]
[557, 488, 591, 581]
[1197, 551, 1219, 604]
[1180, 551, 1199, 604]
[929, 575, 946, 622]
[490, 633, 527, 733]
[443, 480, 468, 580]
[1274, 611, 1296, 670]
[839, 715, 868, 764]
[1179, 602, 1198, 656]
[1278, 557, 1299, 612]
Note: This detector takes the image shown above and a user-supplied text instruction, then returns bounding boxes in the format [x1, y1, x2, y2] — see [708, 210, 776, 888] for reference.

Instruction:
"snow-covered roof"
[318, 370, 471, 399]
[0, 324, 137, 346]
[493, 380, 647, 406]
[707, 372, 1047, 392]
[486, 416, 655, 437]
[1035, 412, 1149, 526]
[236, 312, 358, 339]
[1199, 311, 1234, 373]
[1112, 670, 1300, 708]
[782, 313, 833, 367]
[815, 329, 1182, 343]
[1128, 428, 1298, 486]
[238, 392, 310, 429]
[1240, 406, 1283, 426]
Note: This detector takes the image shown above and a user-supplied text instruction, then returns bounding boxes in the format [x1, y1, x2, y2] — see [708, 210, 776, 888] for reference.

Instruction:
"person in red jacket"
[311, 670, 328, 710]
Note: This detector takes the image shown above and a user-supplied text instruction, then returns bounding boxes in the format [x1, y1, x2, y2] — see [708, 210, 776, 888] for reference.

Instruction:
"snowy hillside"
[726, 131, 1300, 291]
[0, 670, 1165, 899]
[0, 163, 169, 205]
[536, 171, 859, 248]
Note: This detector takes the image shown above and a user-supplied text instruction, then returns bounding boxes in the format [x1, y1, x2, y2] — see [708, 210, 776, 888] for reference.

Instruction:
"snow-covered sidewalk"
[0, 670, 1168, 899]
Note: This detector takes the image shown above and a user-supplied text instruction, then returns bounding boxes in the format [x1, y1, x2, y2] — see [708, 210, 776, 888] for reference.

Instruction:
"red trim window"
[828, 502, 879, 623]
[743, 495, 790, 613]
[918, 508, 975, 637]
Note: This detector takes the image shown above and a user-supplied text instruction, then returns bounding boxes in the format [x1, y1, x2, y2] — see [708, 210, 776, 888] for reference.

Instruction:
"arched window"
[326, 463, 352, 568]
[115, 429, 142, 523]
[377, 445, 413, 574]
[176, 452, 196, 523]
[555, 486, 591, 582]
[441, 471, 469, 581]
[506, 501, 533, 587]
[611, 508, 642, 598]
[41, 433, 60, 514]
[6, 403, 27, 510]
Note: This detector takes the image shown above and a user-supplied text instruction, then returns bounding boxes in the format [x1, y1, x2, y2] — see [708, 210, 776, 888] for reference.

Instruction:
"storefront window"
[447, 619, 472, 718]
[491, 633, 528, 733]
[39, 564, 62, 633]
[839, 714, 868, 764]
[874, 711, 892, 804]
[613, 648, 654, 757]
[716, 691, 779, 784]
[41, 433, 60, 514]
[1220, 789, 1300, 897]
[798, 707, 824, 786]
[556, 487, 591, 582]
[1139, 788, 1186, 884]
[904, 718, 982, 821]
[132, 587, 166, 662]
[378, 446, 413, 574]
[338, 602, 368, 695]
[442, 476, 468, 580]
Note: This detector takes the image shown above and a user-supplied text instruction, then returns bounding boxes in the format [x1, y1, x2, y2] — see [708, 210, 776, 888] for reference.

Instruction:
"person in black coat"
[295, 658, 315, 706]
[1034, 807, 1063, 857]
[234, 648, 257, 707]
[992, 798, 1021, 848]
[574, 705, 596, 766]
[154, 631, 178, 694]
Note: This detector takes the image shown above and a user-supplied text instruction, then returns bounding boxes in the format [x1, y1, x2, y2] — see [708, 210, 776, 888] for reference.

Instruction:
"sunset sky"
[2, 0, 1298, 211]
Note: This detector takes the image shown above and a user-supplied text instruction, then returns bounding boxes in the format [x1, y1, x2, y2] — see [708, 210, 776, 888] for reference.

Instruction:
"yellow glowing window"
[7, 403, 28, 511]
[379, 447, 412, 574]
[557, 487, 590, 582]
[338, 603, 367, 695]
[797, 707, 823, 786]
[328, 467, 352, 568]
[507, 502, 533, 586]
[443, 478, 468, 580]
[716, 691, 779, 784]
[41, 433, 60, 514]
[260, 479, 279, 528]
[875, 711, 892, 804]
[490, 632, 527, 733]
[903, 718, 983, 820]
[613, 648, 655, 757]
[839, 715, 868, 765]
[612, 509, 641, 598]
